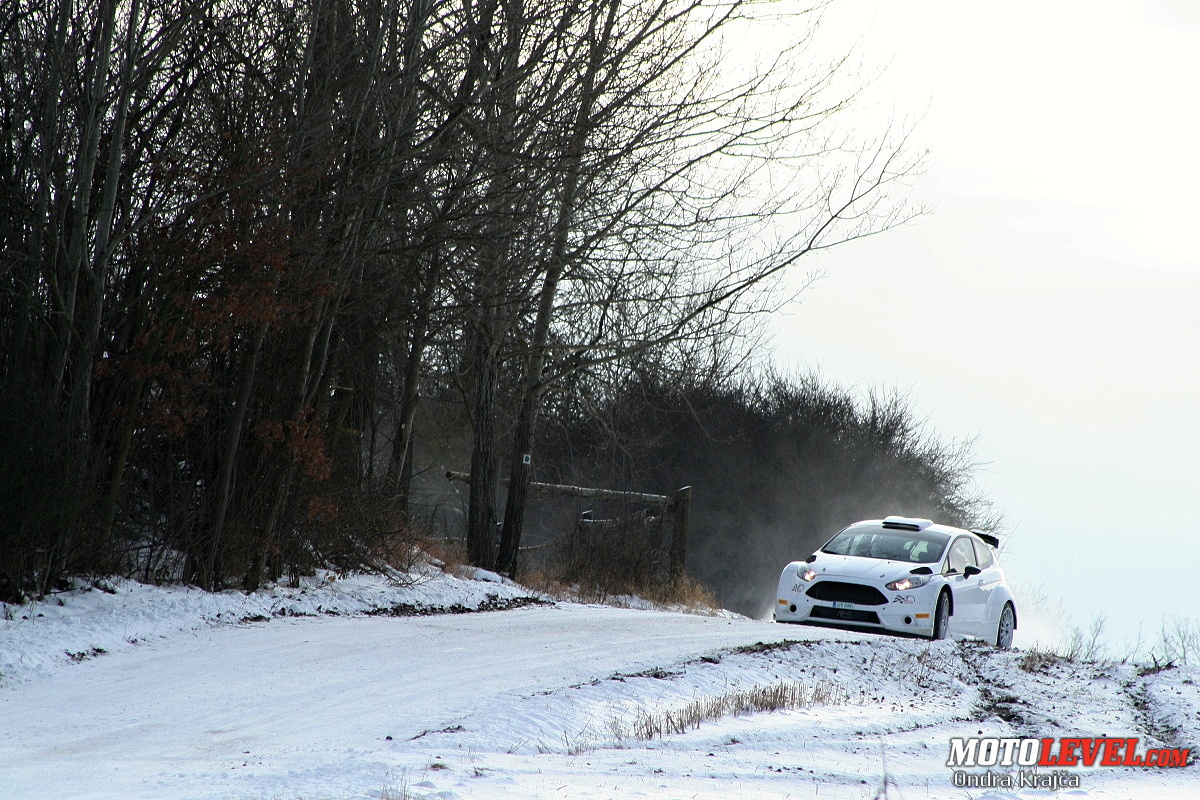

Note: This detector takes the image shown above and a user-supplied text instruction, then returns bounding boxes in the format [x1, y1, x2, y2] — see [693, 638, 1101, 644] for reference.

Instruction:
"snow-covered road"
[2, 574, 1197, 800]
[0, 604, 839, 799]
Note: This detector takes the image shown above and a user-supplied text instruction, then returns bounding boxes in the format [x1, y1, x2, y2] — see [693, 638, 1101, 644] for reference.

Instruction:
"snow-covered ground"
[1, 568, 1196, 800]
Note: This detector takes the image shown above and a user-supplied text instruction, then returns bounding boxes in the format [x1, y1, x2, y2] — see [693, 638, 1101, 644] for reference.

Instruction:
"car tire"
[995, 603, 1016, 649]
[931, 591, 950, 640]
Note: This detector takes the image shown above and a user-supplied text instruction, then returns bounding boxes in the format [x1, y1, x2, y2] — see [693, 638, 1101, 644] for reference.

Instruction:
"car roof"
[853, 517, 1000, 548]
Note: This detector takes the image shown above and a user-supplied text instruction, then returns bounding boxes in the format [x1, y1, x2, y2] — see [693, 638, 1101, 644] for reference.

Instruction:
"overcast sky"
[768, 0, 1200, 651]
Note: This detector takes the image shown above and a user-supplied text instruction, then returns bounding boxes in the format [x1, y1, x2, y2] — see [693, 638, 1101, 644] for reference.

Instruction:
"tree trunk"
[55, 0, 118, 423]
[496, 0, 616, 574]
[205, 320, 269, 587]
[387, 254, 440, 516]
[72, 0, 143, 453]
[466, 324, 501, 570]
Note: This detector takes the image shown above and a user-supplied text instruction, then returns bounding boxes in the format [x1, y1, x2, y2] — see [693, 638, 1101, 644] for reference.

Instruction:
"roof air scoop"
[881, 515, 933, 531]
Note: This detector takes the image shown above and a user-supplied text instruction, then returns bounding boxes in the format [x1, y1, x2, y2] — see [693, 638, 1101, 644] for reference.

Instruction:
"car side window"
[945, 537, 977, 574]
[971, 539, 994, 569]
[906, 539, 930, 561]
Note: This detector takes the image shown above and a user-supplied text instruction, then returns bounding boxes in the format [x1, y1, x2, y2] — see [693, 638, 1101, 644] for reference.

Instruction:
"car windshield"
[820, 524, 950, 564]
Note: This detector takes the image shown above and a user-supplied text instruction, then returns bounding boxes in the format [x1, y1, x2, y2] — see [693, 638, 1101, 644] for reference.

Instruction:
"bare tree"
[490, 0, 920, 573]
[0, 0, 925, 597]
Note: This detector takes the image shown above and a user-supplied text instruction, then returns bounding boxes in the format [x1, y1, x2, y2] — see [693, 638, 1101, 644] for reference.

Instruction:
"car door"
[944, 536, 987, 636]
[970, 538, 1002, 630]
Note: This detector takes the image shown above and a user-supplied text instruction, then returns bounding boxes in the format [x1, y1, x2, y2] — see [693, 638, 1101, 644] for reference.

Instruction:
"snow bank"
[0, 564, 545, 688]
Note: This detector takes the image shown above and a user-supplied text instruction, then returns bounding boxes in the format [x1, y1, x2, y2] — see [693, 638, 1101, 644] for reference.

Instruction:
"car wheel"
[995, 603, 1016, 649]
[931, 591, 950, 640]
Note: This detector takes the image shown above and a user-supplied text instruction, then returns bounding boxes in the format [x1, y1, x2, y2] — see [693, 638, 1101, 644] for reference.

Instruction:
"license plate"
[832, 601, 855, 609]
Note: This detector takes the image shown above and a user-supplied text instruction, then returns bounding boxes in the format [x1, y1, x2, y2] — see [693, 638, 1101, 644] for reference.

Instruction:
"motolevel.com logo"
[947, 737, 1192, 769]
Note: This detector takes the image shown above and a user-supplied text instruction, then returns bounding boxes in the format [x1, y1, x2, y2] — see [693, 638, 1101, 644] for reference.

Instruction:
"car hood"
[808, 554, 931, 583]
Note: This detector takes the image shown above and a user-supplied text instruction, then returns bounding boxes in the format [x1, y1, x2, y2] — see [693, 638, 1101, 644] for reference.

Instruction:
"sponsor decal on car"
[945, 736, 1192, 790]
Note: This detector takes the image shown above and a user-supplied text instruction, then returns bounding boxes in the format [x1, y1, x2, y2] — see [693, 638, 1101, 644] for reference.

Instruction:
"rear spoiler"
[972, 531, 1001, 549]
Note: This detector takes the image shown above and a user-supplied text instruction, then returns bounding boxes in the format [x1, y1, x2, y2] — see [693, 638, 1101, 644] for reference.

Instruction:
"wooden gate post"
[669, 486, 692, 581]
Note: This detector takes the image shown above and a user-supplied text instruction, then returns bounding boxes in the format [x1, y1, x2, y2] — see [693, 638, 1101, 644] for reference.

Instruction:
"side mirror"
[964, 565, 982, 577]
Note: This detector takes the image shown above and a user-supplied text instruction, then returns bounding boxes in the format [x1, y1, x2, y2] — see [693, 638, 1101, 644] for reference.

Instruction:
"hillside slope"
[1, 574, 1196, 800]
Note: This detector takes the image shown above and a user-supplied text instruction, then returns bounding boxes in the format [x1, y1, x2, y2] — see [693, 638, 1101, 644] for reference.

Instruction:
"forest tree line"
[542, 371, 999, 616]
[0, 0, 972, 604]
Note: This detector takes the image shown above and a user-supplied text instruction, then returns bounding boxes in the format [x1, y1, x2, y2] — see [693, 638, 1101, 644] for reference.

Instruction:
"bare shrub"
[1060, 615, 1110, 663]
[1152, 616, 1200, 667]
[1137, 656, 1177, 678]
[269, 485, 428, 588]
[521, 523, 719, 612]
[560, 518, 668, 595]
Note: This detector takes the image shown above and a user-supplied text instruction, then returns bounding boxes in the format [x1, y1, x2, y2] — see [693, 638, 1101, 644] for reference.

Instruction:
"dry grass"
[514, 565, 719, 614]
[640, 574, 718, 611]
[376, 768, 416, 800]
[621, 679, 848, 741]
[515, 566, 573, 599]
[1018, 645, 1064, 673]
[418, 533, 719, 614]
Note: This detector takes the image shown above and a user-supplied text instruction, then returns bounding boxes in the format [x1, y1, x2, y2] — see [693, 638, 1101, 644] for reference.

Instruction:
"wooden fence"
[445, 471, 691, 578]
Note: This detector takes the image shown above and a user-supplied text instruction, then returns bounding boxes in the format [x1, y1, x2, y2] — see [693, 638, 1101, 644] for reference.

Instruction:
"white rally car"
[774, 516, 1017, 648]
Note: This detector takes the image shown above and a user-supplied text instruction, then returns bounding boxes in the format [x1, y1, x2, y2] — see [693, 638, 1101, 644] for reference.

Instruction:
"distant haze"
[769, 0, 1200, 653]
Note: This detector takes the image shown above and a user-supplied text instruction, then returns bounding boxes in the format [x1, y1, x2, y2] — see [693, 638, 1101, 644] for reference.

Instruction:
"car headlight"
[798, 568, 817, 582]
[886, 574, 933, 591]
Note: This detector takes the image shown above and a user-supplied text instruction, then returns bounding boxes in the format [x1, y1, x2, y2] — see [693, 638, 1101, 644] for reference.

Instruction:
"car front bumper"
[774, 580, 940, 637]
